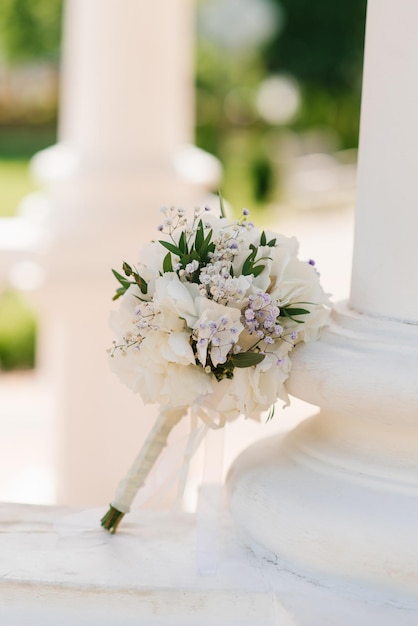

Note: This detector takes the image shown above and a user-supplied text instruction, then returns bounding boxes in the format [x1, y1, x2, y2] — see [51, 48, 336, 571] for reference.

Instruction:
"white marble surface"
[1, 503, 417, 625]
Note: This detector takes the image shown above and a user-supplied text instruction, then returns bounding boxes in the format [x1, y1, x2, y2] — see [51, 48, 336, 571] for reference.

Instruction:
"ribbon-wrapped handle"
[101, 405, 186, 533]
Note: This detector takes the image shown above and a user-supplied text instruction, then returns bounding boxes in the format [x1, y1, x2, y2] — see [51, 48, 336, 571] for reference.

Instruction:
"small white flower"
[185, 259, 199, 274]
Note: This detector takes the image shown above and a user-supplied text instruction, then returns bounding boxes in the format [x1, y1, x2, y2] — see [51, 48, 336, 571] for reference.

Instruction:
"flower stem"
[101, 506, 125, 534]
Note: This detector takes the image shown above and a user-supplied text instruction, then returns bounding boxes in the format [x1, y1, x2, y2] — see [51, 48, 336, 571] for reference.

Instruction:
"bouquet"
[101, 203, 329, 532]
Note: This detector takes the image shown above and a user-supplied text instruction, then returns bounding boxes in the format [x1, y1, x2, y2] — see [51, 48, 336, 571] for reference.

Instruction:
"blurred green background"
[0, 0, 366, 370]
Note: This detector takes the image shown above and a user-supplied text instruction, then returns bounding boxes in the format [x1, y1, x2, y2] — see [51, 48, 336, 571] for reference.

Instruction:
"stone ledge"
[1, 503, 417, 625]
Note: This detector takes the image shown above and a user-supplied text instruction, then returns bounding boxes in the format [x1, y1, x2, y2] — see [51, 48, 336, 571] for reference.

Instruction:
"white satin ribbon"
[195, 425, 225, 575]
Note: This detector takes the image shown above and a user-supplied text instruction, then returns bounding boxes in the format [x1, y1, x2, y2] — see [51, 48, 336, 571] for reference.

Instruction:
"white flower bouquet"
[101, 203, 329, 532]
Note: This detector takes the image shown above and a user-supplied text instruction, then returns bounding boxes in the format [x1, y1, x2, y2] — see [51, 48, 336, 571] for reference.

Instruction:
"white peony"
[109, 206, 330, 422]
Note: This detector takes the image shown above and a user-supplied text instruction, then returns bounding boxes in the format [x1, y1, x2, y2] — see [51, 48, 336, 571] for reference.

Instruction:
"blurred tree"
[265, 0, 366, 90]
[195, 0, 367, 209]
[0, 290, 36, 370]
[0, 0, 62, 62]
[264, 0, 367, 147]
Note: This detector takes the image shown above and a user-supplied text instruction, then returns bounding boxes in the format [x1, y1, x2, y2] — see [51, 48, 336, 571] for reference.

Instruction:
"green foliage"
[230, 352, 265, 368]
[0, 128, 57, 370]
[0, 159, 36, 216]
[111, 212, 274, 379]
[265, 0, 367, 92]
[281, 306, 311, 323]
[251, 156, 275, 203]
[0, 290, 37, 370]
[0, 126, 57, 218]
[241, 231, 275, 278]
[0, 126, 57, 160]
[196, 0, 367, 207]
[112, 263, 148, 301]
[158, 219, 216, 279]
[263, 0, 367, 148]
[0, 0, 63, 62]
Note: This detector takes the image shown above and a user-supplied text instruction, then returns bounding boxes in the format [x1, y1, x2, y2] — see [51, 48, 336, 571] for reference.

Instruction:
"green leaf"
[194, 219, 204, 253]
[180, 250, 200, 268]
[134, 275, 148, 295]
[112, 265, 148, 297]
[267, 238, 276, 247]
[122, 261, 133, 276]
[200, 229, 214, 259]
[178, 230, 188, 255]
[112, 286, 127, 301]
[230, 352, 265, 368]
[260, 231, 267, 246]
[159, 240, 181, 256]
[163, 252, 173, 273]
[242, 248, 257, 275]
[281, 306, 310, 324]
[282, 307, 310, 316]
[266, 404, 275, 422]
[112, 269, 131, 288]
[251, 264, 265, 278]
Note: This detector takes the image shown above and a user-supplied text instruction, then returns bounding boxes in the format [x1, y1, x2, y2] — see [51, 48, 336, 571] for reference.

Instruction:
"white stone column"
[23, 0, 220, 506]
[59, 0, 193, 163]
[31, 0, 220, 233]
[350, 0, 418, 322]
[227, 0, 418, 605]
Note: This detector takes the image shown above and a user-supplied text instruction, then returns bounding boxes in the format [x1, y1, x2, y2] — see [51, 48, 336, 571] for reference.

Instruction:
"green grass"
[0, 126, 56, 368]
[0, 290, 37, 371]
[0, 125, 56, 159]
[0, 159, 38, 216]
[0, 124, 56, 217]
[0, 154, 38, 370]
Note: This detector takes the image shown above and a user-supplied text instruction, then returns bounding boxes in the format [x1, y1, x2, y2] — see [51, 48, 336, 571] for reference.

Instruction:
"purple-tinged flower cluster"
[242, 291, 283, 342]
[193, 315, 242, 367]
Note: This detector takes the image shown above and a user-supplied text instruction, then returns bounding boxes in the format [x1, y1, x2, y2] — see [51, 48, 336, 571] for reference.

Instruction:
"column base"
[227, 303, 418, 602]
[26, 142, 222, 238]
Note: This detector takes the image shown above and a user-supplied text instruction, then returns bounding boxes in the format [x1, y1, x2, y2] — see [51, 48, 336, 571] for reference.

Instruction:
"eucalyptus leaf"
[163, 252, 173, 273]
[266, 404, 275, 422]
[112, 286, 127, 301]
[242, 249, 256, 275]
[282, 307, 310, 316]
[122, 262, 133, 276]
[179, 231, 188, 254]
[251, 264, 265, 278]
[200, 229, 214, 258]
[112, 269, 131, 288]
[230, 352, 265, 368]
[133, 274, 148, 295]
[159, 240, 182, 256]
[195, 219, 204, 253]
